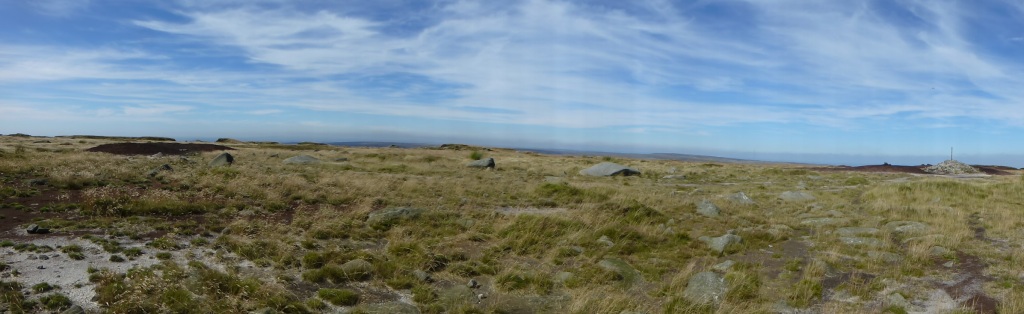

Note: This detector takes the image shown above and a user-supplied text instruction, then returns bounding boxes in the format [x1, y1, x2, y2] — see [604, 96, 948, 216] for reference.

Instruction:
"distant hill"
[326, 141, 760, 163]
[328, 142, 432, 148]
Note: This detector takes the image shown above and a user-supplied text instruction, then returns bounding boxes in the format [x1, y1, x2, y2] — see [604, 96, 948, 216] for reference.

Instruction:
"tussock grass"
[2, 137, 1024, 312]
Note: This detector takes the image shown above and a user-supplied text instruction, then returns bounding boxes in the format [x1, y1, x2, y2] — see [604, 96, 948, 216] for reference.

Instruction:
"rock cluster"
[923, 160, 979, 175]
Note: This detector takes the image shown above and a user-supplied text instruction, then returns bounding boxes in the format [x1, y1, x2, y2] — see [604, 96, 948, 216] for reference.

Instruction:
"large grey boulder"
[366, 207, 424, 230]
[779, 191, 815, 202]
[579, 162, 640, 177]
[283, 155, 319, 164]
[208, 152, 234, 167]
[699, 231, 742, 255]
[597, 257, 643, 286]
[467, 158, 495, 169]
[683, 272, 728, 305]
[696, 199, 720, 217]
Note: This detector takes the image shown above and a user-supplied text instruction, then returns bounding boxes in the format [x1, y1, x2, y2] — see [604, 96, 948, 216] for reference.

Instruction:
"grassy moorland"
[0, 135, 1022, 313]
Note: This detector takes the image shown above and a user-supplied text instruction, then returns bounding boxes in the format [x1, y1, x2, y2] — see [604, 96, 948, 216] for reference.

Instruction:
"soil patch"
[934, 252, 998, 313]
[86, 142, 234, 156]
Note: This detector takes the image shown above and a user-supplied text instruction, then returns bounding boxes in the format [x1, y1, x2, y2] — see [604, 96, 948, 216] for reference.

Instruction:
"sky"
[2, 0, 1024, 166]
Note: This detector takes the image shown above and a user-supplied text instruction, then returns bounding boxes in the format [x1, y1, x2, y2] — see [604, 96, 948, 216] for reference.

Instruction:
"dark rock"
[580, 162, 640, 176]
[147, 164, 173, 177]
[467, 158, 495, 169]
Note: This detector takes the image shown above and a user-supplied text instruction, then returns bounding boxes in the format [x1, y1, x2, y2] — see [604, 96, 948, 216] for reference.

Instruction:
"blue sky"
[3, 0, 1024, 165]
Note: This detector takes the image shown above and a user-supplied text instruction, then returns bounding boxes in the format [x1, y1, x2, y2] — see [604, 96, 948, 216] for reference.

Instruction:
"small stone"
[413, 270, 432, 283]
[712, 260, 736, 272]
[699, 233, 742, 255]
[208, 152, 234, 167]
[696, 199, 720, 217]
[597, 235, 615, 247]
[682, 271, 728, 305]
[37, 266, 45, 269]
[38, 255, 49, 260]
[60, 305, 86, 314]
[943, 261, 954, 268]
[839, 237, 883, 247]
[836, 227, 880, 237]
[929, 246, 951, 257]
[779, 191, 815, 202]
[26, 224, 39, 234]
[553, 271, 574, 283]
[468, 279, 480, 289]
[726, 192, 755, 205]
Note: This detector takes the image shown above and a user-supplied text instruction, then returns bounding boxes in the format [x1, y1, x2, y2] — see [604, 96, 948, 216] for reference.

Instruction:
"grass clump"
[38, 293, 73, 310]
[469, 151, 484, 160]
[61, 245, 86, 260]
[32, 282, 55, 293]
[318, 288, 359, 306]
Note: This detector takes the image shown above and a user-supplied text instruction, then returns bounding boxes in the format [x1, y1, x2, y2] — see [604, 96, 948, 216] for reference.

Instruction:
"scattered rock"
[579, 162, 640, 177]
[597, 257, 643, 285]
[283, 155, 320, 164]
[800, 217, 849, 227]
[26, 178, 48, 186]
[358, 301, 421, 314]
[884, 221, 928, 234]
[26, 224, 50, 234]
[147, 164, 173, 177]
[340, 259, 373, 279]
[696, 199, 720, 217]
[779, 191, 815, 202]
[836, 227, 880, 237]
[885, 293, 911, 310]
[726, 192, 755, 205]
[901, 234, 944, 244]
[468, 279, 480, 289]
[553, 271, 574, 283]
[712, 260, 736, 272]
[839, 237, 883, 247]
[923, 160, 980, 175]
[250, 308, 276, 314]
[413, 270, 432, 283]
[60, 305, 86, 314]
[699, 231, 742, 255]
[208, 152, 234, 167]
[682, 271, 728, 305]
[867, 251, 902, 263]
[366, 207, 424, 230]
[597, 235, 615, 247]
[467, 158, 495, 169]
[929, 246, 951, 257]
[662, 175, 686, 180]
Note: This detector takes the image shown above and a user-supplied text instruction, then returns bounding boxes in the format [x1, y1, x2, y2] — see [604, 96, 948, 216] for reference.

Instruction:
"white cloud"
[122, 104, 193, 116]
[6, 0, 1024, 134]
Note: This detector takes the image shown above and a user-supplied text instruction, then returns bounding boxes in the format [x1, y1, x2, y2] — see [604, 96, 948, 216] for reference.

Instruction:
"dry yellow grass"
[0, 135, 1022, 313]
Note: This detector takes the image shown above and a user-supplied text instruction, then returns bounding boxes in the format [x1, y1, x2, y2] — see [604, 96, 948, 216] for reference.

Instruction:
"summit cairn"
[923, 160, 980, 175]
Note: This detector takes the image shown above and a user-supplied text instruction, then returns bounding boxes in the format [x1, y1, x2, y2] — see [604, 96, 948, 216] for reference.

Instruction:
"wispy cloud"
[4, 0, 1024, 155]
